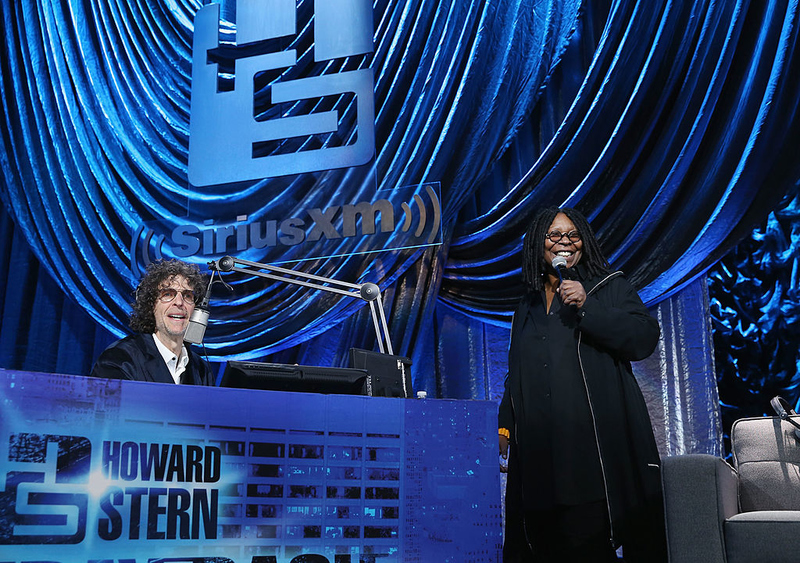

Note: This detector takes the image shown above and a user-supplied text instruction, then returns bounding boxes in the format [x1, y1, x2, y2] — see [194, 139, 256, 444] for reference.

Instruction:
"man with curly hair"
[90, 259, 215, 385]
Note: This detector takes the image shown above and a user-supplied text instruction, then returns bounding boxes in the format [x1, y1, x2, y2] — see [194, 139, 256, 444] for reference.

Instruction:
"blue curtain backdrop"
[1, 0, 799, 455]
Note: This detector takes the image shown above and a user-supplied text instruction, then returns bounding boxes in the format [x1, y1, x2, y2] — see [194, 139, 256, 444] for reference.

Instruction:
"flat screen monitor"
[348, 348, 413, 398]
[220, 361, 370, 396]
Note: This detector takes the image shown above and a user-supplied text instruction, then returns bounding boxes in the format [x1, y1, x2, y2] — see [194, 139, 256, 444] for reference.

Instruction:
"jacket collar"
[139, 333, 181, 384]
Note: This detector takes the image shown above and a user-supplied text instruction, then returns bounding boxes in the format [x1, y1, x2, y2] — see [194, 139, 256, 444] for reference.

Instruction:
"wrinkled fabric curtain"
[1, 0, 799, 457]
[443, 0, 800, 314]
[0, 0, 583, 356]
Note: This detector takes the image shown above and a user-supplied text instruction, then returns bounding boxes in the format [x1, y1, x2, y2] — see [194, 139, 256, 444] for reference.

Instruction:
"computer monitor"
[348, 348, 413, 398]
[220, 361, 370, 396]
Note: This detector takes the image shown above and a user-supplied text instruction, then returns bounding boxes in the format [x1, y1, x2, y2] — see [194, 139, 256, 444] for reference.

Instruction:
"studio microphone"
[184, 271, 215, 345]
[552, 255, 568, 284]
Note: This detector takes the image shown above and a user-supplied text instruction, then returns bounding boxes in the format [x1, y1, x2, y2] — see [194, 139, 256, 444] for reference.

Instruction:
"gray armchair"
[662, 414, 800, 563]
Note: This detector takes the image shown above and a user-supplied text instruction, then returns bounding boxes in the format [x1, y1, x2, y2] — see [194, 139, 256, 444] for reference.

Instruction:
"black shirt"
[514, 290, 605, 508]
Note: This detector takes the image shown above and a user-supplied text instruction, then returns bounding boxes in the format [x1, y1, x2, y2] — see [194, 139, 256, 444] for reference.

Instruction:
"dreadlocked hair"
[129, 259, 207, 334]
[521, 206, 611, 292]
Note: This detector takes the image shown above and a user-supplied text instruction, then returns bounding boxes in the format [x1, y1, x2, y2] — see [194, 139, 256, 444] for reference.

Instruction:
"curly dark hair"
[129, 259, 207, 333]
[522, 206, 611, 292]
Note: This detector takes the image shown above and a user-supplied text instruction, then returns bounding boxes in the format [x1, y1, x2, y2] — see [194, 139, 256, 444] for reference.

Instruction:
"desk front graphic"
[0, 370, 501, 562]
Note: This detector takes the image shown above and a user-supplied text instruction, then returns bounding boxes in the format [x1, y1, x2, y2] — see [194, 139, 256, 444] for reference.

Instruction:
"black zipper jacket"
[499, 267, 666, 560]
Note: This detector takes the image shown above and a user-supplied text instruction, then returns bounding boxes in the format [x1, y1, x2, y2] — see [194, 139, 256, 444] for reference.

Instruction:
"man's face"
[153, 275, 196, 339]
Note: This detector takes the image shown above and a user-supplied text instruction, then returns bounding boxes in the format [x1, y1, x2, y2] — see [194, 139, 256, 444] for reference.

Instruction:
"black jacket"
[90, 332, 214, 386]
[499, 268, 666, 559]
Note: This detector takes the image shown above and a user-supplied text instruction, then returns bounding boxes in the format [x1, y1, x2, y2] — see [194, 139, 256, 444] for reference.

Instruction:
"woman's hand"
[558, 279, 587, 309]
[499, 434, 509, 473]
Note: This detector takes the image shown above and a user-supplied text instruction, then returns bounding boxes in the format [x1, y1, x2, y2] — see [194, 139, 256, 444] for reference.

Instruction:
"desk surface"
[0, 369, 501, 563]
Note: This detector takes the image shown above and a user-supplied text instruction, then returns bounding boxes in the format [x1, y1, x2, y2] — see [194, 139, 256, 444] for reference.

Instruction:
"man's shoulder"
[91, 333, 166, 381]
[97, 333, 159, 365]
[184, 344, 214, 384]
[104, 333, 151, 352]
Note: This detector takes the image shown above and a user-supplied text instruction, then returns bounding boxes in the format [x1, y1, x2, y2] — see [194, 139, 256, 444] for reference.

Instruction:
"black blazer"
[90, 332, 214, 386]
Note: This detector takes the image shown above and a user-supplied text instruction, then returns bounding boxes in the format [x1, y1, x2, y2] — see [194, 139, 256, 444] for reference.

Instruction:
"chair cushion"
[725, 511, 800, 563]
[732, 417, 800, 511]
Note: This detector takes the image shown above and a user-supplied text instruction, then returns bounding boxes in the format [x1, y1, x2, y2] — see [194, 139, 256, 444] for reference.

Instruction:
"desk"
[0, 370, 501, 562]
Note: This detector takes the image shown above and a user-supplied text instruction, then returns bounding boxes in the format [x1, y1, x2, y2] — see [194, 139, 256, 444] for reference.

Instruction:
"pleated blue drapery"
[1, 0, 799, 456]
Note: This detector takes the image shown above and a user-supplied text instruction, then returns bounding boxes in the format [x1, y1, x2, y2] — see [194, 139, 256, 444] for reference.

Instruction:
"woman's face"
[543, 212, 583, 269]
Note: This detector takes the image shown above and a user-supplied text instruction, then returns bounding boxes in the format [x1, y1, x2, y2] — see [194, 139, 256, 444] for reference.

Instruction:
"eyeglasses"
[545, 230, 582, 243]
[157, 288, 197, 304]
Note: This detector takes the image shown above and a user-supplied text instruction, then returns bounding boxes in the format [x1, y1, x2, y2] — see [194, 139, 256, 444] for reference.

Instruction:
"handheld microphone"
[184, 271, 215, 345]
[552, 255, 567, 284]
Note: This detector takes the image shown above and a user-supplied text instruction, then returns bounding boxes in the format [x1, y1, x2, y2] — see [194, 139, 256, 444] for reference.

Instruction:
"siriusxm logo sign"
[131, 184, 441, 278]
[188, 0, 375, 186]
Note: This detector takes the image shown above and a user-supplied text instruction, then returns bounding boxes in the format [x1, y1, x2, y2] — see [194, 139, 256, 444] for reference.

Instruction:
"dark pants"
[503, 500, 619, 563]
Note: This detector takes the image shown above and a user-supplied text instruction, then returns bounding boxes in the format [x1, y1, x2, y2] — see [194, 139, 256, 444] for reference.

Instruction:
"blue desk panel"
[0, 370, 501, 562]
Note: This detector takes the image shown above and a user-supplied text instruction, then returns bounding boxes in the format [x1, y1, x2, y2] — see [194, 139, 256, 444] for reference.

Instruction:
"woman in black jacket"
[498, 207, 666, 562]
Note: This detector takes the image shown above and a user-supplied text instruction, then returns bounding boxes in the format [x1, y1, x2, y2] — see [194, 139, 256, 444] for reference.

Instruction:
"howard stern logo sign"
[0, 434, 220, 546]
[0, 434, 92, 544]
[188, 0, 375, 185]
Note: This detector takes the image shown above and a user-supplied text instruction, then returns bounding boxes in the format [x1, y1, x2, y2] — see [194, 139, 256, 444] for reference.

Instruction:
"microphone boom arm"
[210, 256, 394, 355]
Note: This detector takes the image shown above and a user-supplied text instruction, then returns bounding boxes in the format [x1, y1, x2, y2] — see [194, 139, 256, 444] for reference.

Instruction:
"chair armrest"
[662, 454, 738, 563]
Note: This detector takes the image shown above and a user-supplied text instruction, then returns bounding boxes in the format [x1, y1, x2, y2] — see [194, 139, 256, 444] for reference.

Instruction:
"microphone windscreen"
[552, 255, 567, 269]
[184, 308, 210, 345]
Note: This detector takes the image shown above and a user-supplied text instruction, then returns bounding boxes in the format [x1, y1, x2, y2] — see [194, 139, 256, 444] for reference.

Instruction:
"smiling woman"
[499, 206, 666, 562]
[89, 260, 215, 386]
[543, 214, 585, 310]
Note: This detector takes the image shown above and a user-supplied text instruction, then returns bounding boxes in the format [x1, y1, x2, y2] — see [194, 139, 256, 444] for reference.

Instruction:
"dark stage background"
[1, 0, 799, 454]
